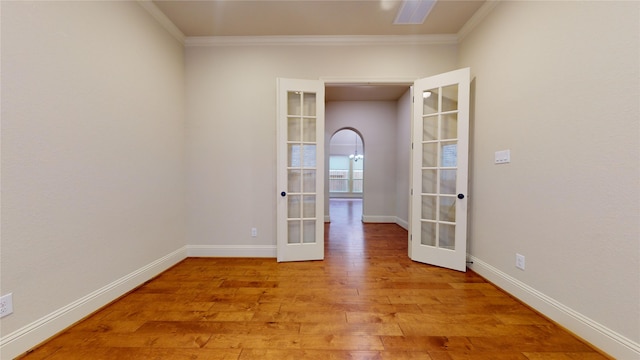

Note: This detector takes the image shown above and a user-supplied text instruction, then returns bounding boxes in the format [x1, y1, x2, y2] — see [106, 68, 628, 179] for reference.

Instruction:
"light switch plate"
[495, 150, 511, 164]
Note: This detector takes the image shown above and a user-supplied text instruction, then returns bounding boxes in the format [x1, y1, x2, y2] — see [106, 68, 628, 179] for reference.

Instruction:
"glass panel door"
[411, 68, 470, 272]
[277, 79, 324, 262]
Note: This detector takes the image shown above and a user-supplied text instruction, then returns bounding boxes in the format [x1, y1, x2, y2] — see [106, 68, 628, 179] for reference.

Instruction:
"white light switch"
[495, 150, 511, 164]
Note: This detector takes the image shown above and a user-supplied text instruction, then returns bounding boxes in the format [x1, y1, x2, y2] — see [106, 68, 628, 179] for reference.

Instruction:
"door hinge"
[411, 189, 413, 195]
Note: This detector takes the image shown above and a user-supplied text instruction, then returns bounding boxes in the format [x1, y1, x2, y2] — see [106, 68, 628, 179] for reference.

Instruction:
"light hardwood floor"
[18, 199, 610, 359]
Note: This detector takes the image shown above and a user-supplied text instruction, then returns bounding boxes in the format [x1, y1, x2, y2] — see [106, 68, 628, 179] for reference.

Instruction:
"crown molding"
[457, 0, 501, 42]
[185, 34, 459, 47]
[137, 0, 185, 44]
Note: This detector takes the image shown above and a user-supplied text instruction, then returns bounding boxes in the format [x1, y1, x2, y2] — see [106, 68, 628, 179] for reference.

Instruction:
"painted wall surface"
[459, 0, 640, 354]
[185, 44, 457, 247]
[395, 89, 412, 227]
[325, 101, 399, 220]
[0, 0, 185, 348]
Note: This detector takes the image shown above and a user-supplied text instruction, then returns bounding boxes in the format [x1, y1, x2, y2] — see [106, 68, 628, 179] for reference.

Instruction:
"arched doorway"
[328, 129, 364, 223]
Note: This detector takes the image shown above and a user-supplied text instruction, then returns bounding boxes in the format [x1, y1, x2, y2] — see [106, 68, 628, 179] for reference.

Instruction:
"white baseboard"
[187, 244, 276, 258]
[395, 217, 409, 230]
[468, 255, 640, 359]
[362, 215, 396, 223]
[0, 247, 188, 360]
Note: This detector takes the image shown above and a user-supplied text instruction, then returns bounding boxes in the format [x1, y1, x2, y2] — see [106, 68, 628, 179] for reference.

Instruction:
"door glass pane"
[288, 195, 301, 218]
[421, 222, 436, 246]
[303, 93, 316, 116]
[303, 220, 316, 243]
[288, 144, 300, 167]
[288, 92, 301, 115]
[441, 142, 457, 167]
[288, 170, 301, 193]
[422, 142, 438, 167]
[302, 118, 316, 142]
[440, 196, 456, 223]
[421, 195, 437, 221]
[441, 113, 457, 140]
[440, 169, 456, 194]
[288, 220, 301, 244]
[303, 195, 315, 217]
[302, 145, 316, 167]
[439, 223, 455, 250]
[288, 117, 301, 141]
[303, 170, 316, 193]
[423, 115, 438, 141]
[442, 85, 458, 112]
[422, 169, 437, 194]
[422, 88, 439, 115]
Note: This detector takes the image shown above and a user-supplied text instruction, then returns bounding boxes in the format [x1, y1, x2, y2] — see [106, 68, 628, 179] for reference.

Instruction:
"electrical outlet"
[0, 293, 14, 318]
[251, 228, 257, 237]
[515, 253, 525, 270]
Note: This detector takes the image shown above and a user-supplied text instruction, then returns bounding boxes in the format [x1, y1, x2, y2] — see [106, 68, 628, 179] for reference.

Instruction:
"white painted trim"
[362, 215, 397, 223]
[185, 34, 458, 47]
[136, 0, 185, 44]
[187, 245, 277, 258]
[322, 77, 415, 86]
[0, 247, 188, 360]
[468, 255, 640, 359]
[457, 0, 501, 42]
[395, 217, 409, 230]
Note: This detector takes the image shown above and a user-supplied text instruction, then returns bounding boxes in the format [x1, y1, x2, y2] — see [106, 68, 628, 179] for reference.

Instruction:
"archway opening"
[328, 128, 364, 223]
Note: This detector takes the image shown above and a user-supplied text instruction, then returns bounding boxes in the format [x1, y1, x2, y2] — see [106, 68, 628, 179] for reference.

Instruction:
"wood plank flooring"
[18, 199, 610, 359]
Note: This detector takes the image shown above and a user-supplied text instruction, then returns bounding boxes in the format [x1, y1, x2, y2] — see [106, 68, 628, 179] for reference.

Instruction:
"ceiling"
[152, 0, 485, 37]
[152, 0, 486, 101]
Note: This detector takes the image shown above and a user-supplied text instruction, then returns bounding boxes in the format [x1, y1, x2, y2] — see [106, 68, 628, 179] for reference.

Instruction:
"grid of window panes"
[420, 84, 459, 250]
[329, 155, 363, 194]
[287, 91, 317, 245]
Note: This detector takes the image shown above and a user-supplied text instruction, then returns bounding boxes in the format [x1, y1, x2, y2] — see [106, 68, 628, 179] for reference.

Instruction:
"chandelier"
[348, 134, 363, 162]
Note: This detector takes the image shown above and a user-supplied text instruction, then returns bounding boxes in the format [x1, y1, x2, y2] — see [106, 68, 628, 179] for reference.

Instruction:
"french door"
[276, 78, 325, 262]
[410, 68, 470, 272]
[276, 70, 470, 270]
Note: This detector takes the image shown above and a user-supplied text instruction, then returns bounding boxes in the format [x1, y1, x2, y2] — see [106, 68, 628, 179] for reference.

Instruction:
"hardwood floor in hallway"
[18, 199, 610, 359]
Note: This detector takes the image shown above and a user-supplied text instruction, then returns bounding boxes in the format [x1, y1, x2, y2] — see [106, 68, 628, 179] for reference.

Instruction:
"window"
[330, 155, 363, 195]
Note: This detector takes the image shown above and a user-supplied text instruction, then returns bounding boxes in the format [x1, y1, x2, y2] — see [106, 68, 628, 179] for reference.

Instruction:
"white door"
[276, 78, 325, 262]
[410, 68, 470, 272]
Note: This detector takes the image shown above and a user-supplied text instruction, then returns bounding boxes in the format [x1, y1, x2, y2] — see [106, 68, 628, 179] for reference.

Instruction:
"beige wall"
[185, 44, 457, 249]
[459, 1, 640, 356]
[0, 1, 186, 357]
[395, 89, 412, 227]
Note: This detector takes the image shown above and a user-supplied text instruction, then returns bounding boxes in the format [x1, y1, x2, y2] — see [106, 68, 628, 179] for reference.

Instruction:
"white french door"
[276, 78, 325, 262]
[410, 68, 470, 272]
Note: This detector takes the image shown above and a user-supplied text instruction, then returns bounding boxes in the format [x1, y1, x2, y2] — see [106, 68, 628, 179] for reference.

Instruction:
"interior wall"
[0, 1, 186, 355]
[395, 89, 412, 228]
[458, 1, 640, 356]
[325, 101, 398, 220]
[185, 43, 457, 248]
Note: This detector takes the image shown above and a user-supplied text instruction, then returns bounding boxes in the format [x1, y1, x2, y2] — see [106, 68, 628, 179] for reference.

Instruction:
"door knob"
[457, 193, 465, 199]
[281, 191, 287, 197]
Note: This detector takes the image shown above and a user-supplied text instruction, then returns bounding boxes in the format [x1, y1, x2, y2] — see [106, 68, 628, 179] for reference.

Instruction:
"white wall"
[0, 2, 186, 357]
[185, 43, 457, 251]
[459, 1, 640, 357]
[395, 89, 412, 227]
[325, 101, 399, 221]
